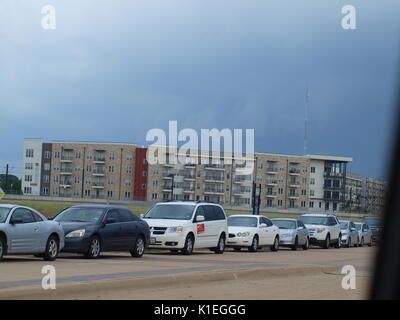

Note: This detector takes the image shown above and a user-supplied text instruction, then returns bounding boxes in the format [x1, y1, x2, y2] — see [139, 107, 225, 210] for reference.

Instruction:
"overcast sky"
[1, 0, 399, 179]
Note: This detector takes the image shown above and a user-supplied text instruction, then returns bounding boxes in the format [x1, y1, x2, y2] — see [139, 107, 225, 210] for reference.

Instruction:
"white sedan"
[227, 215, 280, 252]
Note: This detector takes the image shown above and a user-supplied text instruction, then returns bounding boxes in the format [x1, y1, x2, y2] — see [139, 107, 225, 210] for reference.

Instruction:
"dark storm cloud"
[0, 0, 399, 179]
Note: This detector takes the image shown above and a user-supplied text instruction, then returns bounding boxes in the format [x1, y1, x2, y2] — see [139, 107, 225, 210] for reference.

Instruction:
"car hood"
[228, 226, 256, 233]
[143, 218, 192, 227]
[59, 221, 99, 234]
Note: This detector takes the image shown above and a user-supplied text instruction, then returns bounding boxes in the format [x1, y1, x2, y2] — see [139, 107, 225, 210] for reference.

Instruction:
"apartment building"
[22, 139, 148, 201]
[362, 177, 387, 215]
[345, 172, 364, 212]
[22, 139, 354, 212]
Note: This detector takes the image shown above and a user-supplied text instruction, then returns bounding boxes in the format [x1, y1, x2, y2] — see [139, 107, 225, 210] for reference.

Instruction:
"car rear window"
[0, 208, 10, 223]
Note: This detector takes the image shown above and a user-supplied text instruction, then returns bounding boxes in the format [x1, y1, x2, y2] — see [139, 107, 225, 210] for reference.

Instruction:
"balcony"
[205, 176, 224, 183]
[93, 157, 105, 164]
[60, 181, 72, 188]
[92, 183, 104, 189]
[183, 175, 195, 180]
[288, 193, 299, 199]
[184, 163, 196, 168]
[289, 169, 300, 175]
[93, 170, 105, 177]
[183, 188, 195, 193]
[266, 192, 277, 198]
[204, 188, 224, 195]
[60, 157, 73, 163]
[266, 168, 278, 174]
[60, 169, 73, 175]
[289, 182, 300, 188]
[204, 164, 225, 170]
[267, 180, 277, 186]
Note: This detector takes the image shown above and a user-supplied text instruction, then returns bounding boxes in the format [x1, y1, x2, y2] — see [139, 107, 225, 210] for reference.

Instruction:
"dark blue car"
[54, 205, 150, 258]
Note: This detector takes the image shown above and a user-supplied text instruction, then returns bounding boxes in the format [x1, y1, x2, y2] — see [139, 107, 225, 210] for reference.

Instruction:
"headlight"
[237, 232, 250, 237]
[66, 229, 86, 238]
[316, 228, 326, 233]
[167, 226, 184, 233]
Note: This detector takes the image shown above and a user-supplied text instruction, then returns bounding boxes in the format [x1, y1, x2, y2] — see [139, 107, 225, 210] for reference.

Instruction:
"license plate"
[150, 237, 156, 244]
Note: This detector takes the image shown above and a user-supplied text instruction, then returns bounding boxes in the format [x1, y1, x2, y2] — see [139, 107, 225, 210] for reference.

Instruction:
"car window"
[204, 205, 217, 221]
[31, 211, 44, 222]
[328, 217, 337, 226]
[12, 208, 35, 223]
[213, 206, 226, 220]
[262, 217, 273, 227]
[193, 206, 206, 221]
[119, 209, 139, 222]
[364, 224, 370, 231]
[106, 209, 120, 222]
[0, 208, 11, 223]
[297, 220, 304, 228]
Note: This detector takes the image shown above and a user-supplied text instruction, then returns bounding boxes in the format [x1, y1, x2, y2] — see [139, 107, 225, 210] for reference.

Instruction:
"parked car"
[362, 217, 383, 243]
[227, 215, 280, 252]
[354, 222, 373, 247]
[299, 213, 342, 249]
[339, 220, 358, 247]
[271, 218, 309, 250]
[53, 205, 149, 258]
[0, 204, 65, 261]
[142, 201, 228, 255]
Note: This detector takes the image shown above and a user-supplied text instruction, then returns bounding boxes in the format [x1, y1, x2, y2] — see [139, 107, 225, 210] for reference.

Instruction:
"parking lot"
[0, 246, 375, 300]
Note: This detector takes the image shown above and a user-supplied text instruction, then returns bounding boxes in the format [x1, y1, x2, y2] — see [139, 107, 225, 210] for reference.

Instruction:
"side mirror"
[10, 217, 23, 224]
[350, 227, 356, 231]
[259, 223, 267, 228]
[298, 226, 304, 230]
[140, 214, 144, 219]
[196, 215, 205, 222]
[105, 217, 117, 224]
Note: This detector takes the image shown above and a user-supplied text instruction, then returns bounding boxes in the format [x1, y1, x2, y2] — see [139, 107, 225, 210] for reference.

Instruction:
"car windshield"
[340, 222, 349, 229]
[300, 216, 329, 225]
[272, 219, 296, 229]
[144, 204, 195, 220]
[355, 224, 362, 230]
[363, 217, 382, 227]
[0, 208, 11, 223]
[54, 207, 105, 222]
[228, 217, 258, 227]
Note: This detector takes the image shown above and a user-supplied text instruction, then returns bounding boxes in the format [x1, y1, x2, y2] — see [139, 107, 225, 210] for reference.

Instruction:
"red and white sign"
[197, 223, 205, 234]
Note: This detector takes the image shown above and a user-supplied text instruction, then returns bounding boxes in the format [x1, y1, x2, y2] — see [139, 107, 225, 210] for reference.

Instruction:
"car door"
[258, 217, 269, 245]
[297, 220, 307, 244]
[363, 224, 371, 243]
[118, 208, 139, 250]
[6, 208, 41, 253]
[261, 217, 275, 245]
[350, 222, 357, 243]
[331, 217, 341, 240]
[193, 206, 211, 248]
[99, 209, 124, 251]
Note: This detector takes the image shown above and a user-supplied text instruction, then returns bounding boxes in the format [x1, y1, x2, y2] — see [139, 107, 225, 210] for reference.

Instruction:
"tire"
[248, 236, 259, 252]
[181, 234, 194, 255]
[271, 236, 279, 252]
[43, 235, 59, 261]
[233, 247, 241, 252]
[302, 237, 309, 250]
[291, 236, 298, 251]
[323, 234, 330, 249]
[214, 234, 226, 254]
[334, 234, 341, 249]
[130, 235, 145, 258]
[359, 237, 364, 247]
[368, 238, 372, 247]
[0, 236, 5, 262]
[84, 236, 101, 259]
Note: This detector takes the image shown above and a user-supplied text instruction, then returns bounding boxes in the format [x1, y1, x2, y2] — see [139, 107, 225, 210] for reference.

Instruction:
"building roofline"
[307, 155, 353, 162]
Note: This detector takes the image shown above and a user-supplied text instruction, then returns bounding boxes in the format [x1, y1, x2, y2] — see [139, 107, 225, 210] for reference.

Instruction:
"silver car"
[339, 220, 358, 248]
[354, 222, 373, 247]
[271, 218, 309, 250]
[0, 204, 65, 261]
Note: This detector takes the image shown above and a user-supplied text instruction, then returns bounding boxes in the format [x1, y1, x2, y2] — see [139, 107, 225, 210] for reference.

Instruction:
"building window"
[126, 166, 132, 173]
[310, 190, 315, 196]
[125, 179, 132, 186]
[311, 167, 316, 173]
[44, 163, 50, 171]
[25, 163, 33, 170]
[152, 193, 158, 200]
[76, 151, 81, 159]
[152, 180, 158, 187]
[26, 149, 34, 158]
[127, 154, 133, 160]
[108, 166, 114, 173]
[109, 152, 115, 160]
[143, 171, 147, 177]
[54, 176, 59, 183]
[75, 165, 81, 172]
[42, 187, 49, 196]
[309, 201, 314, 208]
[86, 152, 93, 160]
[85, 165, 92, 172]
[24, 187, 32, 194]
[152, 167, 159, 174]
[277, 199, 283, 207]
[301, 201, 306, 208]
[310, 178, 315, 185]
[107, 191, 113, 198]
[289, 200, 296, 208]
[54, 151, 60, 158]
[84, 189, 91, 197]
[108, 178, 113, 185]
[266, 199, 273, 207]
[44, 151, 51, 159]
[44, 175, 50, 183]
[301, 189, 307, 195]
[125, 191, 131, 198]
[142, 184, 146, 190]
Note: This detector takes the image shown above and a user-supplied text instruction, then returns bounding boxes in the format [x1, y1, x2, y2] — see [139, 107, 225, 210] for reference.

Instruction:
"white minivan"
[142, 201, 228, 255]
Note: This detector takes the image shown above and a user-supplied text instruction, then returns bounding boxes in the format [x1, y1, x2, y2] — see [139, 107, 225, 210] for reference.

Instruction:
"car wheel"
[181, 234, 194, 255]
[359, 237, 364, 247]
[291, 236, 298, 251]
[0, 236, 5, 261]
[248, 236, 259, 252]
[347, 237, 351, 248]
[323, 234, 330, 249]
[271, 236, 279, 252]
[233, 247, 241, 252]
[334, 234, 341, 249]
[130, 235, 145, 258]
[43, 235, 59, 261]
[84, 236, 101, 259]
[214, 234, 226, 254]
[302, 237, 309, 250]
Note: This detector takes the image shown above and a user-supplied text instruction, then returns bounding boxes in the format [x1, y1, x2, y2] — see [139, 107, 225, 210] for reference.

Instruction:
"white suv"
[299, 213, 342, 249]
[142, 201, 228, 255]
